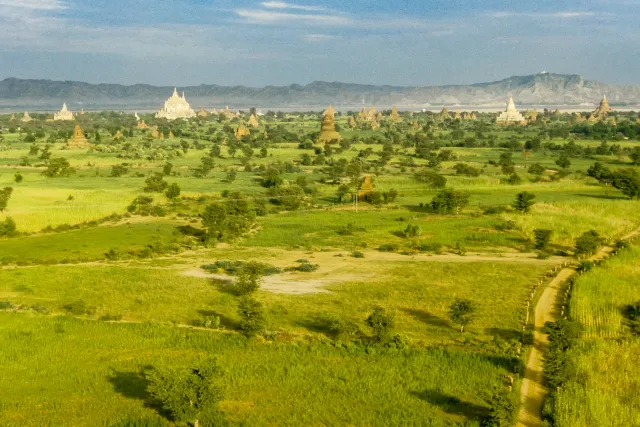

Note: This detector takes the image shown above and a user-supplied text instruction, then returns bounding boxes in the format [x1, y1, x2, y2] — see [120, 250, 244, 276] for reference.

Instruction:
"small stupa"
[9, 114, 15, 121]
[318, 105, 342, 144]
[496, 97, 527, 125]
[248, 114, 260, 128]
[210, 108, 219, 115]
[348, 115, 357, 129]
[54, 103, 74, 121]
[574, 112, 586, 122]
[137, 120, 149, 129]
[169, 130, 175, 139]
[197, 108, 209, 118]
[67, 124, 90, 149]
[21, 112, 32, 122]
[113, 130, 124, 141]
[524, 108, 538, 122]
[357, 175, 375, 200]
[156, 88, 196, 120]
[151, 126, 160, 139]
[588, 95, 613, 122]
[388, 106, 401, 123]
[234, 121, 251, 140]
[221, 106, 239, 119]
[439, 107, 450, 120]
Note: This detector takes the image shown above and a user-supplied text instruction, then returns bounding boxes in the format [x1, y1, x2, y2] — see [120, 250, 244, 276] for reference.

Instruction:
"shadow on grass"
[295, 315, 336, 338]
[197, 309, 238, 330]
[210, 278, 236, 295]
[108, 369, 172, 420]
[412, 389, 489, 420]
[575, 193, 626, 200]
[402, 308, 451, 329]
[485, 328, 521, 341]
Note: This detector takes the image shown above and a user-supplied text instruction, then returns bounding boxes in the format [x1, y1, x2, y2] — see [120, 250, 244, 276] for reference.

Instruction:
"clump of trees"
[145, 359, 225, 427]
[587, 162, 640, 200]
[202, 194, 256, 244]
[512, 191, 536, 213]
[574, 230, 602, 256]
[0, 187, 13, 212]
[43, 158, 74, 177]
[430, 188, 470, 215]
[365, 306, 395, 343]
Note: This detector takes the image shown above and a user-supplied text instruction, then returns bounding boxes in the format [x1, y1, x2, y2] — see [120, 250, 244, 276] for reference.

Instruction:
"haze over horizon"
[1, 0, 638, 87]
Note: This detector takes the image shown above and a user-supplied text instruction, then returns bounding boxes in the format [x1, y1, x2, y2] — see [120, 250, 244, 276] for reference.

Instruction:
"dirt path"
[516, 227, 640, 427]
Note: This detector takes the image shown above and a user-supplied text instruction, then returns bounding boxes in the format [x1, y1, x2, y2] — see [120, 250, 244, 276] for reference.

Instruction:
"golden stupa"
[318, 105, 342, 144]
[155, 88, 196, 120]
[234, 121, 251, 140]
[248, 114, 260, 128]
[388, 106, 401, 123]
[588, 95, 613, 122]
[439, 107, 450, 120]
[21, 112, 33, 122]
[357, 175, 375, 200]
[67, 124, 90, 149]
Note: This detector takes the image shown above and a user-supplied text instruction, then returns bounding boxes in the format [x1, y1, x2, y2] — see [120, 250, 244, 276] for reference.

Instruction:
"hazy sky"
[0, 0, 638, 86]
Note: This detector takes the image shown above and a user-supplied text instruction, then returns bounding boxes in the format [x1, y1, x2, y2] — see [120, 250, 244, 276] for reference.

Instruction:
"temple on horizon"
[156, 88, 196, 120]
[496, 97, 527, 125]
[54, 103, 74, 121]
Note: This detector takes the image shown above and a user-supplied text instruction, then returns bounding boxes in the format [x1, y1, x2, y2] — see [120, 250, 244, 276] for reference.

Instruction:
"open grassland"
[570, 244, 640, 338]
[553, 244, 640, 427]
[0, 219, 183, 264]
[0, 314, 509, 427]
[0, 252, 551, 343]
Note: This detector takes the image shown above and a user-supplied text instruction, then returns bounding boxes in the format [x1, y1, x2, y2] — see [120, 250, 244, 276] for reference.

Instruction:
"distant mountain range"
[1, 73, 639, 111]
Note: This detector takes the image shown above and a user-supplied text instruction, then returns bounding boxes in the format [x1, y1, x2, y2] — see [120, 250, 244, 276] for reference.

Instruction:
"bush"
[286, 259, 319, 272]
[237, 296, 265, 337]
[575, 230, 602, 256]
[0, 301, 16, 310]
[533, 229, 552, 250]
[403, 224, 422, 238]
[351, 251, 365, 258]
[378, 243, 399, 252]
[365, 306, 395, 343]
[62, 300, 95, 316]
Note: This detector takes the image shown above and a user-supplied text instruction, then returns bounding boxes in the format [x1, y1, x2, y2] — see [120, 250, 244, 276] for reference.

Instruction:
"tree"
[336, 183, 352, 202]
[533, 229, 553, 250]
[237, 296, 265, 337]
[430, 188, 470, 215]
[233, 262, 263, 296]
[145, 359, 224, 427]
[449, 298, 475, 332]
[414, 170, 447, 188]
[165, 183, 181, 200]
[527, 163, 545, 176]
[403, 224, 422, 238]
[630, 147, 640, 165]
[498, 152, 514, 174]
[612, 169, 640, 200]
[14, 173, 23, 184]
[162, 162, 174, 176]
[556, 155, 571, 170]
[110, 164, 129, 177]
[623, 300, 640, 335]
[261, 167, 282, 188]
[144, 173, 168, 192]
[365, 306, 395, 342]
[0, 187, 13, 212]
[225, 169, 237, 183]
[43, 157, 74, 177]
[482, 385, 518, 427]
[512, 191, 536, 213]
[575, 230, 602, 256]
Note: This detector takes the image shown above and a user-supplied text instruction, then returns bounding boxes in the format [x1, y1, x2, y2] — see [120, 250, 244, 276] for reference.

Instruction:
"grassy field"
[0, 110, 639, 425]
[553, 244, 640, 427]
[0, 314, 508, 427]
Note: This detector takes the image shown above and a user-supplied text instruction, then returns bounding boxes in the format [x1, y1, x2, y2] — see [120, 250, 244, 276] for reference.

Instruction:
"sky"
[0, 0, 638, 87]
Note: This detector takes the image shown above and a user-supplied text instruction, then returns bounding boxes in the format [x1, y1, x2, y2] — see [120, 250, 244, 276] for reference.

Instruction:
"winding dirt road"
[516, 228, 640, 427]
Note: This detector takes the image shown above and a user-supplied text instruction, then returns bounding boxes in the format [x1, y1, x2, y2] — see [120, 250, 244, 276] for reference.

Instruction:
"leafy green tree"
[527, 163, 545, 176]
[144, 173, 168, 192]
[414, 170, 447, 188]
[403, 224, 422, 238]
[534, 229, 553, 250]
[0, 217, 17, 237]
[43, 158, 74, 177]
[165, 183, 181, 200]
[261, 167, 282, 188]
[336, 183, 352, 202]
[162, 162, 174, 176]
[623, 300, 640, 335]
[482, 385, 518, 427]
[14, 173, 23, 184]
[225, 169, 237, 183]
[512, 191, 536, 213]
[612, 169, 640, 200]
[145, 359, 224, 427]
[430, 188, 470, 215]
[0, 187, 13, 212]
[448, 298, 475, 332]
[575, 230, 602, 256]
[365, 306, 395, 342]
[237, 296, 265, 337]
[110, 164, 129, 177]
[629, 147, 640, 165]
[233, 262, 264, 296]
[556, 155, 571, 169]
[498, 152, 514, 174]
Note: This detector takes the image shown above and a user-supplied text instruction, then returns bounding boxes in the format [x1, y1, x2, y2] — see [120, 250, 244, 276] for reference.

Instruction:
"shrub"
[63, 300, 95, 316]
[351, 251, 365, 258]
[365, 306, 395, 343]
[512, 192, 536, 213]
[0, 301, 16, 310]
[623, 301, 640, 335]
[575, 230, 602, 256]
[237, 296, 265, 337]
[430, 188, 470, 215]
[378, 243, 399, 252]
[533, 229, 552, 250]
[403, 224, 422, 238]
